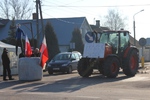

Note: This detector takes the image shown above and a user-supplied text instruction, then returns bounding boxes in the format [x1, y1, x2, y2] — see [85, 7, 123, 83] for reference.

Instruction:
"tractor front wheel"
[103, 56, 120, 78]
[77, 58, 93, 77]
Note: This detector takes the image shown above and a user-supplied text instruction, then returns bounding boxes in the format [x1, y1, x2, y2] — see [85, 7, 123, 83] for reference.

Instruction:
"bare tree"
[0, 0, 33, 20]
[103, 9, 127, 30]
[0, 0, 10, 19]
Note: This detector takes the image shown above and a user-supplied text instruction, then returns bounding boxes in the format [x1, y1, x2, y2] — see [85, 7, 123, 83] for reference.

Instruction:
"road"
[0, 66, 150, 100]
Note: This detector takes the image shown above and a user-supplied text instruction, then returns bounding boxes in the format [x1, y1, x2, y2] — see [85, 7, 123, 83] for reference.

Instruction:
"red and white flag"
[25, 35, 32, 57]
[40, 36, 49, 68]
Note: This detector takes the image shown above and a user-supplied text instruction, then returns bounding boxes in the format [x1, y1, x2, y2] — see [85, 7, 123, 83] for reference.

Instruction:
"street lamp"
[133, 9, 144, 46]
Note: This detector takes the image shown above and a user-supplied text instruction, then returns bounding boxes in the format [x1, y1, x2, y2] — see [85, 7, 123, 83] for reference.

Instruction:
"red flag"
[25, 35, 32, 57]
[40, 36, 48, 68]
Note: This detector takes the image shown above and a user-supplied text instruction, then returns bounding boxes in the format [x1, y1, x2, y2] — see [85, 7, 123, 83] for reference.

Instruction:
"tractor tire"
[77, 58, 93, 77]
[123, 50, 139, 77]
[103, 56, 120, 78]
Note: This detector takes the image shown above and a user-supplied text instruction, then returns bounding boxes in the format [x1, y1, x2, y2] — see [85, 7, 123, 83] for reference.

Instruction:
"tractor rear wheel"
[77, 58, 93, 77]
[123, 50, 139, 77]
[103, 56, 120, 78]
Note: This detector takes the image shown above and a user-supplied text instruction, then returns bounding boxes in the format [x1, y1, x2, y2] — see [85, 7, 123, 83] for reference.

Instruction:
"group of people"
[16, 23, 41, 58]
[31, 48, 41, 57]
[1, 48, 41, 81]
[19, 48, 41, 58]
[1, 23, 41, 81]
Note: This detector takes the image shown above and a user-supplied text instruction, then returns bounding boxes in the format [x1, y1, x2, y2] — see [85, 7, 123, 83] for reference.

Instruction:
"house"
[129, 35, 140, 47]
[0, 17, 93, 52]
[0, 19, 9, 28]
[90, 20, 110, 32]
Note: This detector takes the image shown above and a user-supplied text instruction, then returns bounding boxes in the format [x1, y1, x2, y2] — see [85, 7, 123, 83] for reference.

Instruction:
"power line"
[41, 0, 60, 6]
[42, 0, 102, 18]
[43, 6, 99, 18]
[42, 0, 84, 6]
[43, 4, 150, 7]
[42, 11, 82, 25]
[60, 0, 84, 6]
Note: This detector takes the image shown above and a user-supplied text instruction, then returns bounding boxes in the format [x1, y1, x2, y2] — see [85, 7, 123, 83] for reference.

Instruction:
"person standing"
[1, 48, 14, 81]
[31, 48, 41, 57]
[15, 23, 25, 56]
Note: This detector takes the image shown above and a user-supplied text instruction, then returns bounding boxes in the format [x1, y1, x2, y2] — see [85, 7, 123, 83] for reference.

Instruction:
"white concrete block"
[18, 57, 43, 81]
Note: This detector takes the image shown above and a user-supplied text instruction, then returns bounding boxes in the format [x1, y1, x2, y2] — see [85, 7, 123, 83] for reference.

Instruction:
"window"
[99, 33, 108, 43]
[74, 53, 80, 60]
[71, 54, 76, 60]
[120, 32, 129, 48]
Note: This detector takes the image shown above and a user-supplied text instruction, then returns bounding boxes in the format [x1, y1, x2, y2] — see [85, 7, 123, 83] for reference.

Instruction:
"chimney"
[96, 20, 100, 28]
[32, 13, 37, 20]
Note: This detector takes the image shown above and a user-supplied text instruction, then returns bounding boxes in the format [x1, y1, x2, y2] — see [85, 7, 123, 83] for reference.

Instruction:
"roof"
[0, 41, 15, 48]
[0, 19, 9, 28]
[90, 25, 110, 32]
[43, 17, 85, 45]
[129, 35, 140, 47]
[0, 17, 86, 45]
[101, 30, 130, 33]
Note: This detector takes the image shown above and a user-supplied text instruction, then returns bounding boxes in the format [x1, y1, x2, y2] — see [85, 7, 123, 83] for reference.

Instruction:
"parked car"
[47, 51, 82, 74]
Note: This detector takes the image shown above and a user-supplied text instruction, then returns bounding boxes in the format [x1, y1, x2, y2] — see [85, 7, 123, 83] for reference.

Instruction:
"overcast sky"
[37, 0, 150, 41]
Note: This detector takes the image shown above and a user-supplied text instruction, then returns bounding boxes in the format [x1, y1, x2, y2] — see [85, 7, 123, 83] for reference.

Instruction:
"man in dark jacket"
[15, 23, 25, 56]
[1, 48, 14, 81]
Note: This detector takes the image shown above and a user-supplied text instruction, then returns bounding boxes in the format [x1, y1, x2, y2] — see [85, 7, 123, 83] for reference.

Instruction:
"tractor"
[77, 30, 139, 78]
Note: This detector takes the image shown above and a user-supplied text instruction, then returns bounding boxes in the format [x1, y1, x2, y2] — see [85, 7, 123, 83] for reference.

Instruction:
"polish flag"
[25, 35, 32, 57]
[40, 36, 49, 68]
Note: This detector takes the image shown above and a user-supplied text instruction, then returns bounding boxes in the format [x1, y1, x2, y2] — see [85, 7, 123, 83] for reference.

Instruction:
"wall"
[139, 47, 150, 62]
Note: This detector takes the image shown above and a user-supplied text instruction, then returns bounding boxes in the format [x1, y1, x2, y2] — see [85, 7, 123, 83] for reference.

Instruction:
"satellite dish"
[139, 38, 147, 46]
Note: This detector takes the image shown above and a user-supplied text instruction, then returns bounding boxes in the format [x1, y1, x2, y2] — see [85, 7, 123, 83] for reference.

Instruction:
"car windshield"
[53, 54, 71, 60]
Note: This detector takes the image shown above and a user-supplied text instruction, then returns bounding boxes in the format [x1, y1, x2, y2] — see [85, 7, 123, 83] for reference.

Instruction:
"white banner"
[83, 43, 105, 58]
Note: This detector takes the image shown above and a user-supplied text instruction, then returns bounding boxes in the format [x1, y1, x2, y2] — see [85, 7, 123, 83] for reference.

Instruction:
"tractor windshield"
[99, 32, 118, 45]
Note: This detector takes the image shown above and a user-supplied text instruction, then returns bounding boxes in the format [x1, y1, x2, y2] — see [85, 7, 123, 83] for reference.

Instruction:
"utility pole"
[36, 0, 39, 48]
[39, 1, 44, 37]
[133, 9, 144, 46]
[35, 0, 44, 48]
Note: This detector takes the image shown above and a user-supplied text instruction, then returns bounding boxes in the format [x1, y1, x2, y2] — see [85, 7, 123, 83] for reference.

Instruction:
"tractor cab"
[99, 30, 130, 55]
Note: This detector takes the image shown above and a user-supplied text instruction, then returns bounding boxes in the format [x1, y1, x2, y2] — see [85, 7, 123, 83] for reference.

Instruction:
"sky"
[35, 0, 150, 41]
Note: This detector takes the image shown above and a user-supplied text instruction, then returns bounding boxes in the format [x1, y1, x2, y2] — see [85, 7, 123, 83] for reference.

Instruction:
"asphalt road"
[0, 63, 150, 100]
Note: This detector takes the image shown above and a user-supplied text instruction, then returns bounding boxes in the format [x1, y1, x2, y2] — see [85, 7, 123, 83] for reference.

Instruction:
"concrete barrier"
[18, 57, 43, 81]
